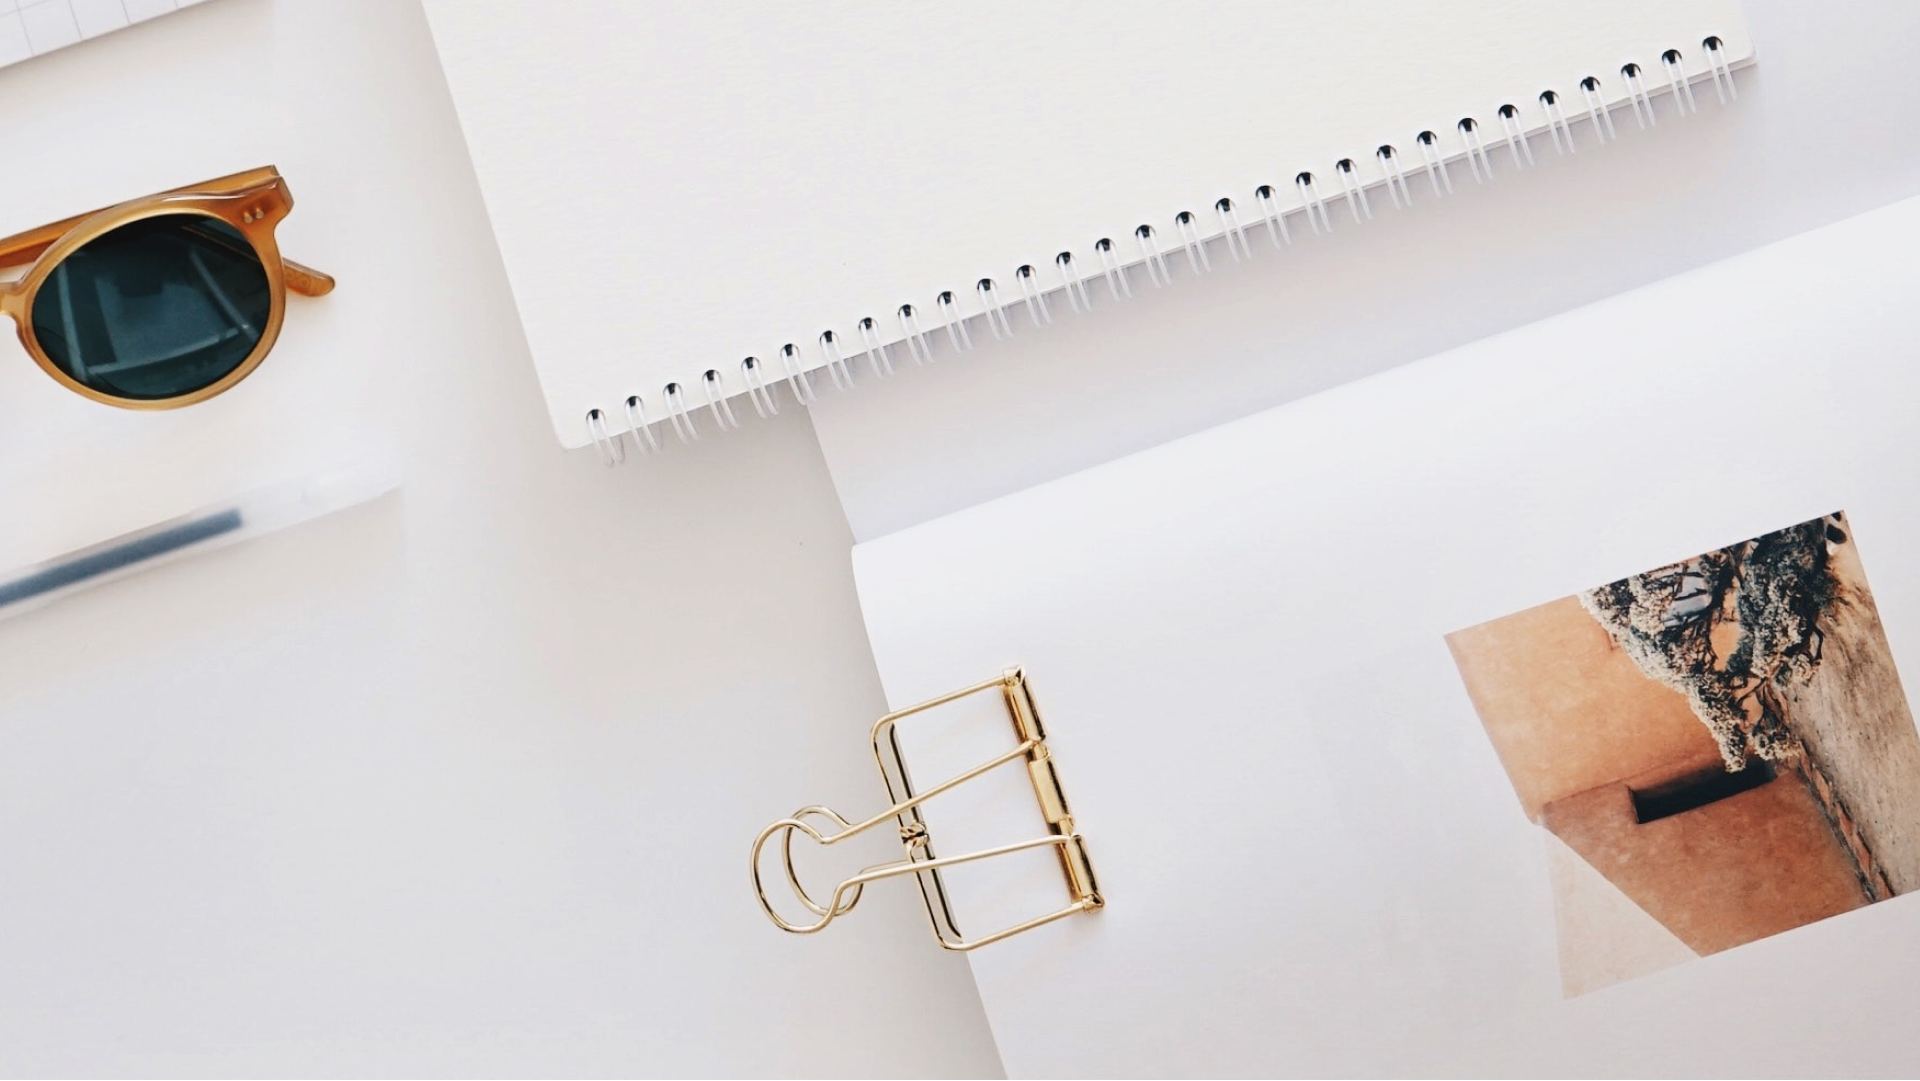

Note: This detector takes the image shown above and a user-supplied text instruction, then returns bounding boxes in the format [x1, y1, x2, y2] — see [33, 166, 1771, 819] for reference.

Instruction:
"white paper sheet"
[852, 194, 1920, 1076]
[422, 0, 1751, 449]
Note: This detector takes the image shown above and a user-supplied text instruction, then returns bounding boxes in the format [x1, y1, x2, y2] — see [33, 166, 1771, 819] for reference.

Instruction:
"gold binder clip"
[751, 667, 1102, 951]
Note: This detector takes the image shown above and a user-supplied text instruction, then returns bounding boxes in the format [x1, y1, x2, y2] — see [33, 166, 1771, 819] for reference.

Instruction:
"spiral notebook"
[842, 192, 1920, 1076]
[422, 1, 1754, 459]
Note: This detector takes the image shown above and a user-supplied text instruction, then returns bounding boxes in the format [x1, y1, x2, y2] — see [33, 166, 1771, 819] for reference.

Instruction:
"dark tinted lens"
[31, 215, 270, 401]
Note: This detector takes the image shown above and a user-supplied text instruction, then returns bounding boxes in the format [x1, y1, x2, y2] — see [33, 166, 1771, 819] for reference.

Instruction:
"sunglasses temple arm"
[282, 257, 335, 297]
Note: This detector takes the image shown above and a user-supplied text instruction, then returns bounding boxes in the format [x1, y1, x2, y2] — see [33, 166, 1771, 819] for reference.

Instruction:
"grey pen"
[0, 463, 399, 621]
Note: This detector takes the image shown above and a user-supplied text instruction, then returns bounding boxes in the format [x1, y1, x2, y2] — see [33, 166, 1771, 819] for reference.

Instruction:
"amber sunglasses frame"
[0, 165, 333, 410]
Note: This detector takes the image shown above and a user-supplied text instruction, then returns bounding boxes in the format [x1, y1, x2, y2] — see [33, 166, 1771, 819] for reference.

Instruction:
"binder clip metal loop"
[751, 668, 1103, 951]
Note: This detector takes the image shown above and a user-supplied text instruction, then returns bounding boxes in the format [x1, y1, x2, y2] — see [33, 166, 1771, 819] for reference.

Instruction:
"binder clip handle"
[750, 669, 1104, 951]
[750, 806, 864, 933]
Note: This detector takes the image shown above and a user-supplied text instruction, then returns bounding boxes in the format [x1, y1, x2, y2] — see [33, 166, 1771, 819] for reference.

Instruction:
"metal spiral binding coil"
[1334, 161, 1372, 223]
[583, 35, 1740, 465]
[1215, 198, 1253, 261]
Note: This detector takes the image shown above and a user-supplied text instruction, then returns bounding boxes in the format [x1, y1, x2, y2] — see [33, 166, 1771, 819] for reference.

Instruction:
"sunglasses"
[0, 166, 332, 409]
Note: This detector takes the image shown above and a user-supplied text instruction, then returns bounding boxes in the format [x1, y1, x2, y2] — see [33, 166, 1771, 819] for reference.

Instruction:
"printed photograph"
[1446, 512, 1920, 996]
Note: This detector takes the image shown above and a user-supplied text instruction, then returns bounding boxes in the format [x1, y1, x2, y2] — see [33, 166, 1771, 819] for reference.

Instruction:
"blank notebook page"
[421, 1, 1750, 448]
[852, 194, 1920, 1077]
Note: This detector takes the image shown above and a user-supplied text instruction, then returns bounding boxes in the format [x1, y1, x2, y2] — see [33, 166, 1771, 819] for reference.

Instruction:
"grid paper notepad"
[0, 0, 209, 70]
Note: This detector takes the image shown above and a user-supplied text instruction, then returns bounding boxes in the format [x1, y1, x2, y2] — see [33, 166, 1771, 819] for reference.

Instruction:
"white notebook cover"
[422, 0, 1751, 450]
[850, 194, 1920, 1076]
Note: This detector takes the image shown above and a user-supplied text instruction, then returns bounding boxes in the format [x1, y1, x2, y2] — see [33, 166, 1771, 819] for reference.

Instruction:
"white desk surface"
[0, 1, 997, 1075]
[6, 1, 1920, 1077]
